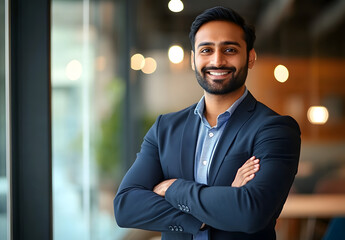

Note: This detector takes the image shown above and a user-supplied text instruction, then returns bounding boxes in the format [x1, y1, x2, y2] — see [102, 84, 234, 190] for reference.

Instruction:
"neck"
[203, 86, 245, 127]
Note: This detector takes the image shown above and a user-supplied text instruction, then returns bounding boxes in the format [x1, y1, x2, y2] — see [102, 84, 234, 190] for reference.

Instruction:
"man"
[114, 6, 301, 240]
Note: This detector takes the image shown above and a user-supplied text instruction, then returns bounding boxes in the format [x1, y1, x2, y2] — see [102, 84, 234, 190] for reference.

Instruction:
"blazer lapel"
[208, 92, 257, 185]
[180, 107, 200, 181]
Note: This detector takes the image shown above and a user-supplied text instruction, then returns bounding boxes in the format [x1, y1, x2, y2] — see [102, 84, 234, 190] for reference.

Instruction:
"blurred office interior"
[1, 0, 345, 239]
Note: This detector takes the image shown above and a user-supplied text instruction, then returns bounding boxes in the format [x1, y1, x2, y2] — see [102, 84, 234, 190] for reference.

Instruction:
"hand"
[231, 156, 260, 187]
[153, 179, 177, 197]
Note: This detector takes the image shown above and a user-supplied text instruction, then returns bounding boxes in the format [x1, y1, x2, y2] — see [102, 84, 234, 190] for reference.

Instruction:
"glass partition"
[52, 0, 127, 239]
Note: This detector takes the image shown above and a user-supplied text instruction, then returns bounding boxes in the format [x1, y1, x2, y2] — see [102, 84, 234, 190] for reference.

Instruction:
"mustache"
[202, 66, 236, 74]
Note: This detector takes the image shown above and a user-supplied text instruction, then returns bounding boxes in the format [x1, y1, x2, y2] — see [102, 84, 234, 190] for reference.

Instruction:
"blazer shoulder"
[254, 101, 301, 134]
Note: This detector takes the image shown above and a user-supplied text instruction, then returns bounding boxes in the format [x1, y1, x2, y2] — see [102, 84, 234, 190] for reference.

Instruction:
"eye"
[225, 48, 238, 54]
[200, 48, 212, 54]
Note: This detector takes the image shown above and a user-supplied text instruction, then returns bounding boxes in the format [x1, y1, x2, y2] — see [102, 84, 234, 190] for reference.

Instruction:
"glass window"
[52, 0, 127, 239]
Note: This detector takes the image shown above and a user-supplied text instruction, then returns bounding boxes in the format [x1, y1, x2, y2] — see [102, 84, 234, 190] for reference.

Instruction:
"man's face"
[192, 20, 255, 95]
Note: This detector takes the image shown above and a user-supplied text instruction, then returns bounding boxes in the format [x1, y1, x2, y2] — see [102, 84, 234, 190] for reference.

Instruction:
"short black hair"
[189, 6, 256, 53]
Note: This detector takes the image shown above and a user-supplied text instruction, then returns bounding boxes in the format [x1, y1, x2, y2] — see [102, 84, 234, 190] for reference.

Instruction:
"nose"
[210, 50, 226, 67]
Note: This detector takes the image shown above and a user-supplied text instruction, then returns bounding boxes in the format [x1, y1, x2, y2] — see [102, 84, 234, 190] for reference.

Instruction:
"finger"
[243, 156, 256, 166]
[240, 164, 260, 178]
[240, 157, 259, 169]
[241, 169, 257, 179]
[237, 163, 255, 174]
[246, 173, 255, 180]
[238, 160, 260, 174]
[239, 157, 255, 169]
[242, 174, 255, 184]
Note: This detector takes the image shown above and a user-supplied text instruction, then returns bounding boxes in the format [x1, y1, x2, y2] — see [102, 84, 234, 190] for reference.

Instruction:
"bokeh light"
[274, 64, 289, 83]
[307, 106, 329, 125]
[168, 45, 184, 64]
[168, 0, 184, 13]
[65, 59, 83, 80]
[131, 53, 145, 70]
[141, 57, 157, 74]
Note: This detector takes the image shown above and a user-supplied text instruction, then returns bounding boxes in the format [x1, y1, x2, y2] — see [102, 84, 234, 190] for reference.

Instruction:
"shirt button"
[209, 132, 214, 138]
[202, 160, 207, 166]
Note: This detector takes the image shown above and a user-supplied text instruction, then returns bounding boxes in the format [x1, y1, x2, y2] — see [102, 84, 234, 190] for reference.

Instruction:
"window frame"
[9, 0, 52, 239]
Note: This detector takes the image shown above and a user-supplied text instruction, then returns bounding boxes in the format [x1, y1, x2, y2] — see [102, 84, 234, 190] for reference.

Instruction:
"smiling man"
[193, 21, 253, 96]
[114, 6, 301, 240]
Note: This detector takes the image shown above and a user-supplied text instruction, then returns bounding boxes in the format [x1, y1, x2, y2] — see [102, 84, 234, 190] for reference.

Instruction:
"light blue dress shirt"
[193, 89, 248, 240]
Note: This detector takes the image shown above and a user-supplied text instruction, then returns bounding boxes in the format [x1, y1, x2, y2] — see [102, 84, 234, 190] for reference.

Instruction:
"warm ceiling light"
[141, 57, 157, 74]
[168, 0, 184, 13]
[65, 59, 83, 80]
[131, 53, 145, 70]
[168, 45, 184, 64]
[307, 106, 329, 125]
[274, 64, 289, 83]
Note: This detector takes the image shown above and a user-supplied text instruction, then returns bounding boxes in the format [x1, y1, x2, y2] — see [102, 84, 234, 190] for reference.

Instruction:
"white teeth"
[209, 71, 229, 76]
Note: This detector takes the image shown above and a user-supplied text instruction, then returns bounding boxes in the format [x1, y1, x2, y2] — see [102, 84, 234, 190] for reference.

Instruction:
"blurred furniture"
[281, 194, 345, 218]
[314, 177, 345, 194]
[279, 194, 345, 240]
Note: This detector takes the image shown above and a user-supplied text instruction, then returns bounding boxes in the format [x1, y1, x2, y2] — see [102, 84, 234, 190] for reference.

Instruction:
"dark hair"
[189, 6, 256, 53]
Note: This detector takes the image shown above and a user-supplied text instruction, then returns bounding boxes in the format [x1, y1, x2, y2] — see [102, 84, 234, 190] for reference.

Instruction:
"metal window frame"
[9, 0, 52, 239]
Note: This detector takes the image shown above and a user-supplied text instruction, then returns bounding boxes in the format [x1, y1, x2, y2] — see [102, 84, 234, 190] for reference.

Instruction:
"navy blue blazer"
[114, 91, 301, 240]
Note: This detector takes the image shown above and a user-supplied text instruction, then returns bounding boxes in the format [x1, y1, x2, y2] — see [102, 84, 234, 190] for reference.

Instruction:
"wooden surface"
[280, 194, 345, 218]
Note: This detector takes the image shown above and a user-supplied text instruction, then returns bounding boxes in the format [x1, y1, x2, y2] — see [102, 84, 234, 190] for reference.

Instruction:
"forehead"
[194, 20, 246, 48]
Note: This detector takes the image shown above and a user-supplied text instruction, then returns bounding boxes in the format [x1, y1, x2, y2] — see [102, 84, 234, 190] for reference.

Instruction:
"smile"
[208, 71, 231, 76]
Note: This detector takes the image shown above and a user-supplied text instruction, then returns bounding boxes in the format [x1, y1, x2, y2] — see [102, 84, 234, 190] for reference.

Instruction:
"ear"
[248, 49, 256, 69]
[191, 50, 195, 71]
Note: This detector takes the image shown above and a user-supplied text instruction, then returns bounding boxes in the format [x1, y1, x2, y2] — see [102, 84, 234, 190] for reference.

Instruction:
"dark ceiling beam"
[255, 0, 294, 44]
[310, 0, 345, 39]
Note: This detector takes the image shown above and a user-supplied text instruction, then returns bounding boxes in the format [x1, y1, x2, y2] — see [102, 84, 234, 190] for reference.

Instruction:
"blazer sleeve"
[165, 115, 301, 233]
[114, 115, 202, 234]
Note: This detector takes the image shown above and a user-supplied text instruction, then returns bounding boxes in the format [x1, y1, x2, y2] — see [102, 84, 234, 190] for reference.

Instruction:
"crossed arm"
[115, 154, 261, 234]
[153, 156, 260, 230]
[153, 156, 260, 197]
[114, 115, 300, 234]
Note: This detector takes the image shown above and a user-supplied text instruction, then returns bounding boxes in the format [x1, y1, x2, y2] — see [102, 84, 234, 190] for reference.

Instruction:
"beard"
[195, 60, 249, 95]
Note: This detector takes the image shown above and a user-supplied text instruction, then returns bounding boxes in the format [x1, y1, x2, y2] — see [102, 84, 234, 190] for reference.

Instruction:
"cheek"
[234, 57, 248, 70]
[197, 56, 213, 67]
[194, 59, 204, 71]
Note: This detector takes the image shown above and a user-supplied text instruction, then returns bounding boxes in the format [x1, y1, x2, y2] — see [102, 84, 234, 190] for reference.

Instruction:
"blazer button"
[169, 225, 174, 231]
[178, 226, 184, 232]
[174, 226, 179, 231]
[185, 206, 190, 212]
[178, 204, 183, 211]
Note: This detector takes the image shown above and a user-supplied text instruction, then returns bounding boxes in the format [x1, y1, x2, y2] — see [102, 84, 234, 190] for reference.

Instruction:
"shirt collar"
[194, 88, 248, 127]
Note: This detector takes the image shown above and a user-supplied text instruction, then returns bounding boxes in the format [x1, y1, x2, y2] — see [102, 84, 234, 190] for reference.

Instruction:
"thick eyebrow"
[197, 41, 241, 49]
